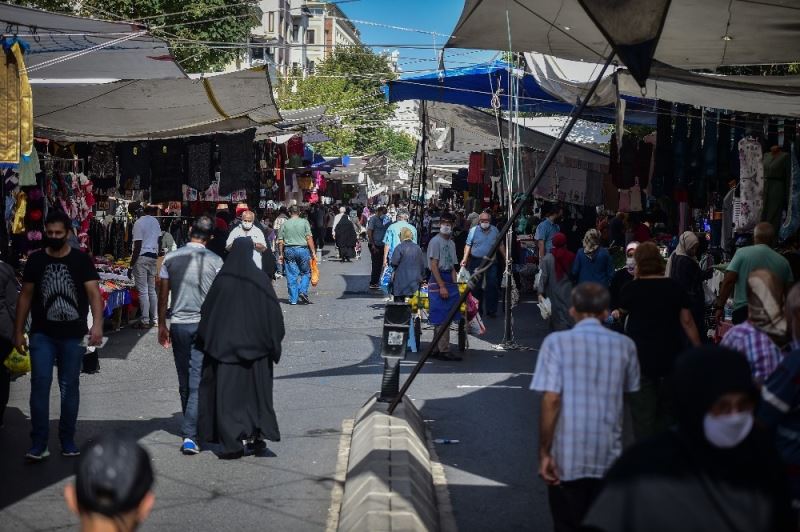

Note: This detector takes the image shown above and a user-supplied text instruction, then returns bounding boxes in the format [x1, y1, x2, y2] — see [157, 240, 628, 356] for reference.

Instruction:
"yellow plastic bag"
[4, 347, 30, 374]
[310, 256, 320, 287]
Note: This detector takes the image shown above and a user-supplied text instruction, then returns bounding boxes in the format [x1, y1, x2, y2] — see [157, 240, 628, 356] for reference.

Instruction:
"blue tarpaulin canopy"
[383, 60, 656, 126]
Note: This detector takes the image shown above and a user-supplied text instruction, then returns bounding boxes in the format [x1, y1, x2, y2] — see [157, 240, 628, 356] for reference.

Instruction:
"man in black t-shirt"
[15, 211, 104, 461]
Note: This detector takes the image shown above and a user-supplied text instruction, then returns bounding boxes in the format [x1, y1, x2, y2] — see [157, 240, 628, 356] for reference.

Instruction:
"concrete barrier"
[338, 395, 439, 532]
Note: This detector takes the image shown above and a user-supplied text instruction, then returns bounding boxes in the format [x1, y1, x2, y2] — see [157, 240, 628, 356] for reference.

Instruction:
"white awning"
[447, 0, 800, 70]
[0, 3, 184, 80]
[33, 68, 281, 140]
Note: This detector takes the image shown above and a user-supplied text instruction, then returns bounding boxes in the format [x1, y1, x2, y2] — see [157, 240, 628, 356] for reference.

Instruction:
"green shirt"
[726, 244, 793, 310]
[278, 217, 312, 247]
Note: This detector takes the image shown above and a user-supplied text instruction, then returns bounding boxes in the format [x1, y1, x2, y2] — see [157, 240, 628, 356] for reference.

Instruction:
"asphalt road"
[0, 247, 551, 531]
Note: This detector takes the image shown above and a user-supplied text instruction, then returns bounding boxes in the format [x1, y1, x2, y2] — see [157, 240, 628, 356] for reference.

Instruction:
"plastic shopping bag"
[456, 267, 471, 284]
[468, 313, 486, 335]
[380, 265, 394, 294]
[466, 293, 480, 321]
[4, 347, 30, 375]
[538, 297, 552, 320]
[310, 256, 320, 287]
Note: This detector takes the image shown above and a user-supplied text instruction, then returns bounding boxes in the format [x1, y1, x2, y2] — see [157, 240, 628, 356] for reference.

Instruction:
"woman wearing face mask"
[667, 231, 713, 342]
[584, 346, 794, 532]
[609, 242, 638, 331]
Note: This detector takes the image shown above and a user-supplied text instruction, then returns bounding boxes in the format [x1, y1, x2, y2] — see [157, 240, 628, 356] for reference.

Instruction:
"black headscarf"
[335, 216, 357, 248]
[583, 346, 793, 532]
[197, 238, 284, 364]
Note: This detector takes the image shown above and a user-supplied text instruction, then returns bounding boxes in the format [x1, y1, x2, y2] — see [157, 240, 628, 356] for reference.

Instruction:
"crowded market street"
[0, 251, 549, 531]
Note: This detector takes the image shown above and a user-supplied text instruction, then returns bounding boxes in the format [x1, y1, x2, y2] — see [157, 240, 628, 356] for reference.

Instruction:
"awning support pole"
[388, 52, 615, 415]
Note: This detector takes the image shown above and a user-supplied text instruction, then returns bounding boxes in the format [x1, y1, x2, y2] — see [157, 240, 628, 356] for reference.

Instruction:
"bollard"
[378, 302, 411, 403]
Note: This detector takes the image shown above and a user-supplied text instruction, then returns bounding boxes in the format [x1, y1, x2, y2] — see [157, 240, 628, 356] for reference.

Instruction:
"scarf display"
[0, 38, 33, 166]
[747, 269, 788, 343]
[551, 232, 575, 281]
[665, 231, 699, 277]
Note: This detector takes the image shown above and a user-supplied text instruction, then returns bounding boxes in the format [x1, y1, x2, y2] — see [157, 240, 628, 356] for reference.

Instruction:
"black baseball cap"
[75, 435, 154, 517]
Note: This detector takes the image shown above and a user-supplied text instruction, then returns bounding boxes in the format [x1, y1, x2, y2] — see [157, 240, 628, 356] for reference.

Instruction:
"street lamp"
[577, 0, 672, 88]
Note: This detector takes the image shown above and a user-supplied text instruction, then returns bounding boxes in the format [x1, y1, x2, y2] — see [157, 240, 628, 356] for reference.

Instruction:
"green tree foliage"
[277, 45, 416, 163]
[10, 0, 258, 72]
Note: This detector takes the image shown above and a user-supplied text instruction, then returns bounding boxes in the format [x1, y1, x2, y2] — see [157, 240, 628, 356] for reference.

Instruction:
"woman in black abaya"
[335, 215, 357, 262]
[583, 346, 794, 532]
[197, 237, 285, 459]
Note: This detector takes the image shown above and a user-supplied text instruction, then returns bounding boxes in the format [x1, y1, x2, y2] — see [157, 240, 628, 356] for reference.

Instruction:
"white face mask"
[242, 221, 253, 230]
[625, 257, 636, 272]
[480, 222, 491, 230]
[703, 410, 753, 449]
[439, 225, 452, 236]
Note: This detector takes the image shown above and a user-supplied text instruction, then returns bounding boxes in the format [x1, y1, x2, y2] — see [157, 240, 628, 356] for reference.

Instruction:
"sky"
[334, 0, 496, 75]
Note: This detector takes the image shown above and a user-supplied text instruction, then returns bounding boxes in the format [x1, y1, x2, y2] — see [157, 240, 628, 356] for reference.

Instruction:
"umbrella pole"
[388, 52, 615, 416]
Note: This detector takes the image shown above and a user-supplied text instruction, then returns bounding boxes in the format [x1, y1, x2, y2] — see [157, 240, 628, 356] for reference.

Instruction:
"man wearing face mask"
[14, 211, 104, 461]
[759, 282, 800, 510]
[460, 211, 506, 318]
[584, 346, 794, 532]
[427, 212, 462, 361]
[226, 210, 267, 270]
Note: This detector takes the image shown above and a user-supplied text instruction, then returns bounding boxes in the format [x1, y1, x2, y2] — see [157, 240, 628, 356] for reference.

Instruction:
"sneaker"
[369, 284, 380, 290]
[181, 438, 200, 455]
[299, 293, 310, 305]
[61, 441, 81, 457]
[25, 443, 50, 462]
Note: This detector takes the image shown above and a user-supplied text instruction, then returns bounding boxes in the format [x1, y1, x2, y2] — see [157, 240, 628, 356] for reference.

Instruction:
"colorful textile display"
[0, 38, 32, 167]
[736, 136, 764, 232]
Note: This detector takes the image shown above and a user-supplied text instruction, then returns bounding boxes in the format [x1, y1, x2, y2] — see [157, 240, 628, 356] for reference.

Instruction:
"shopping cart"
[407, 283, 469, 352]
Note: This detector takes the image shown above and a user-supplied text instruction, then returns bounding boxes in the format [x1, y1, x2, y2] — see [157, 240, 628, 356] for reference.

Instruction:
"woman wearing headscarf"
[615, 241, 701, 440]
[608, 242, 638, 333]
[571, 229, 614, 287]
[390, 227, 426, 303]
[537, 232, 575, 331]
[667, 231, 713, 340]
[335, 215, 358, 263]
[197, 238, 285, 459]
[721, 269, 787, 385]
[584, 346, 794, 532]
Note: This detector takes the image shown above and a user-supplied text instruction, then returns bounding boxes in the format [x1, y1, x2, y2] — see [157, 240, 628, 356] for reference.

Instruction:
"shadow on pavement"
[0, 408, 182, 510]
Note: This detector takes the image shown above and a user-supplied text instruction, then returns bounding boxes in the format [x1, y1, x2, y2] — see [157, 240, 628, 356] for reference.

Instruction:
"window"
[268, 12, 274, 32]
[306, 29, 315, 44]
[292, 24, 299, 42]
[251, 46, 264, 60]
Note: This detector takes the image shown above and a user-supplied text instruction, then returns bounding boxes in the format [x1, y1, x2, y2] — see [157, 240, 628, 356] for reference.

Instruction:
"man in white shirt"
[129, 205, 162, 328]
[226, 210, 267, 269]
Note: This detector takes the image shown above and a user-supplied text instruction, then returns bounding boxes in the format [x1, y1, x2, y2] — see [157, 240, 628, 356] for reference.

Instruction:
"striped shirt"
[530, 318, 640, 481]
[720, 321, 782, 385]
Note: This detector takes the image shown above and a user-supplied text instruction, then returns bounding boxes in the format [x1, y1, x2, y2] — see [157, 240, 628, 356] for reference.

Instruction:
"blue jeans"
[469, 257, 499, 315]
[29, 333, 84, 446]
[171, 323, 203, 440]
[284, 247, 311, 304]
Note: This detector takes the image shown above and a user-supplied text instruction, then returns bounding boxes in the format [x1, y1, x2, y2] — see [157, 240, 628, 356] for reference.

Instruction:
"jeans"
[134, 255, 158, 324]
[284, 246, 311, 304]
[29, 333, 84, 446]
[369, 244, 384, 285]
[548, 478, 602, 532]
[170, 323, 203, 440]
[468, 257, 499, 316]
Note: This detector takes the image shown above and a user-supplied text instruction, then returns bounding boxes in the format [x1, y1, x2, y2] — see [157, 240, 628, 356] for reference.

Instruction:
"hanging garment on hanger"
[730, 114, 746, 181]
[780, 143, 800, 242]
[767, 117, 780, 149]
[89, 143, 116, 186]
[783, 119, 797, 153]
[468, 152, 484, 184]
[618, 189, 631, 212]
[218, 129, 255, 195]
[716, 114, 731, 193]
[763, 149, 791, 230]
[736, 136, 765, 232]
[629, 181, 643, 212]
[672, 105, 689, 189]
[635, 138, 653, 190]
[17, 147, 40, 186]
[117, 142, 150, 190]
[653, 100, 673, 197]
[150, 140, 185, 203]
[603, 173, 619, 212]
[186, 138, 213, 192]
[617, 135, 637, 190]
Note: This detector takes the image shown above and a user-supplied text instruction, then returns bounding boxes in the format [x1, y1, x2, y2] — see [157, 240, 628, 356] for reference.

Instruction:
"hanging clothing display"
[702, 110, 718, 192]
[686, 107, 703, 204]
[186, 138, 213, 192]
[762, 149, 791, 230]
[730, 114, 746, 183]
[89, 143, 116, 188]
[635, 139, 653, 190]
[218, 129, 255, 196]
[652, 100, 673, 198]
[149, 140, 184, 203]
[780, 144, 800, 242]
[602, 173, 619, 212]
[468, 152, 484, 184]
[766, 117, 780, 149]
[17, 148, 40, 186]
[783, 119, 797, 153]
[736, 136, 765, 232]
[0, 38, 33, 166]
[117, 142, 150, 190]
[672, 105, 689, 189]
[716, 115, 732, 192]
